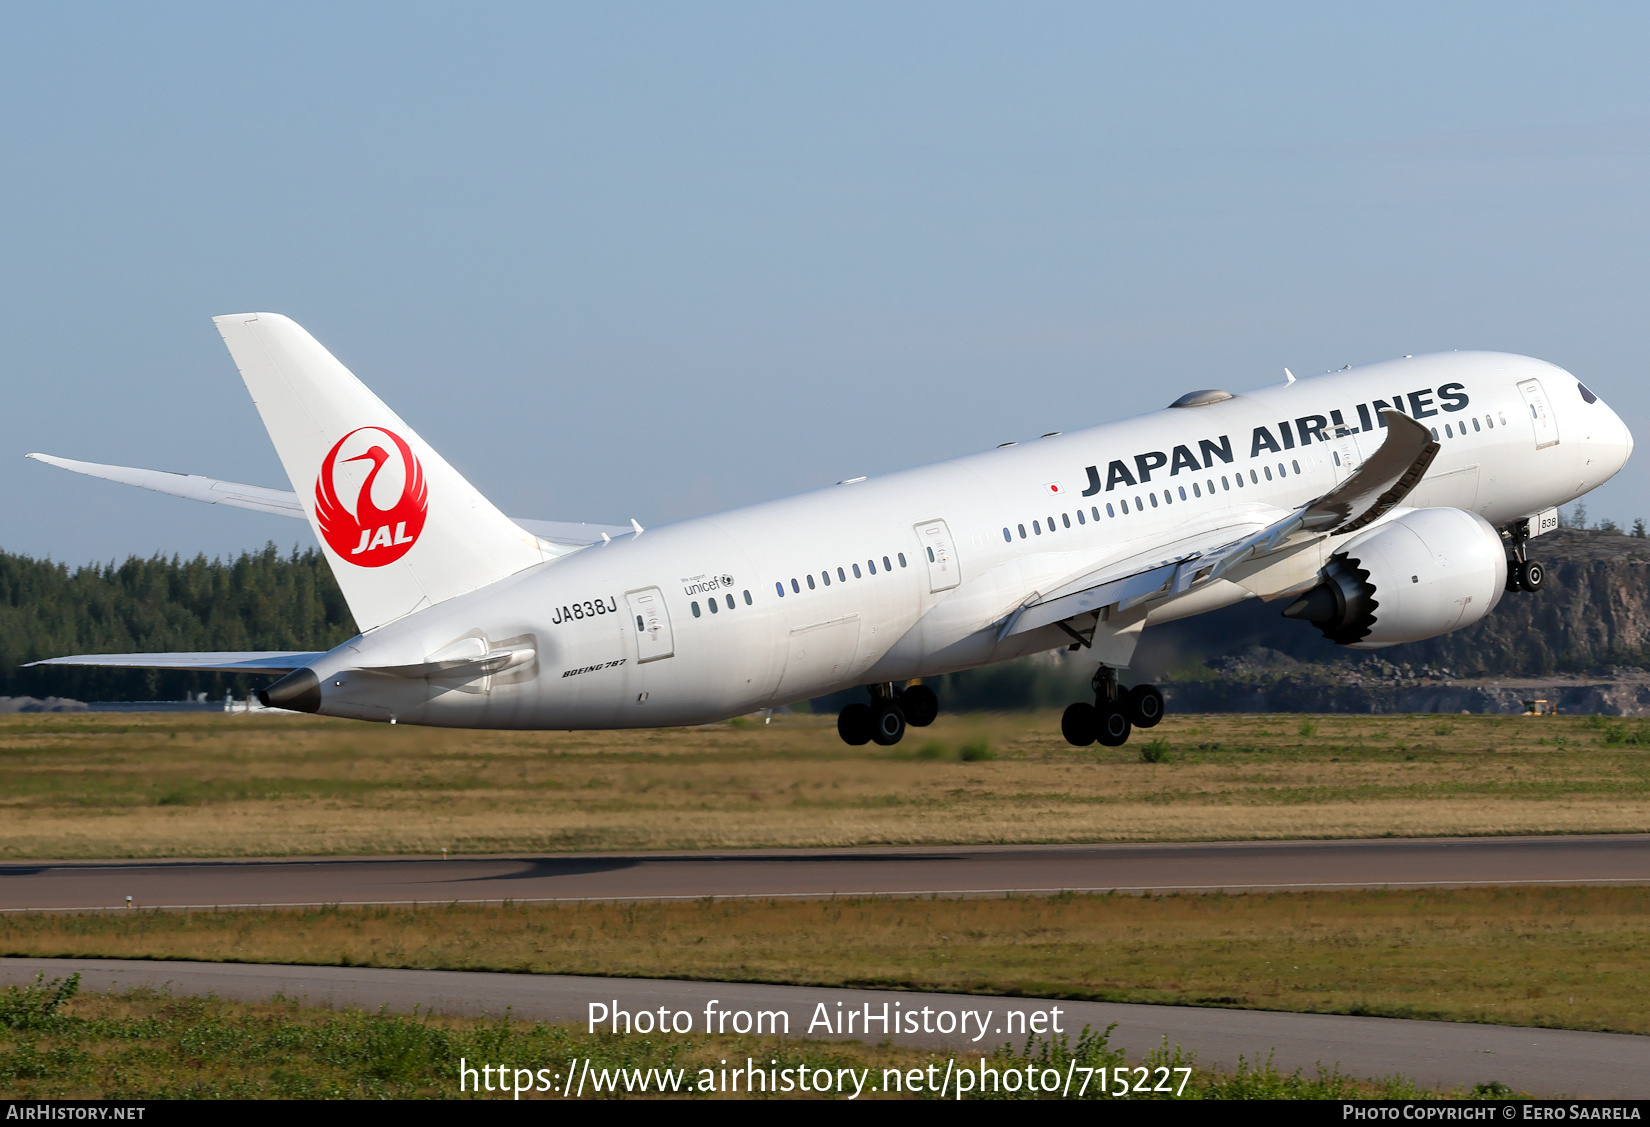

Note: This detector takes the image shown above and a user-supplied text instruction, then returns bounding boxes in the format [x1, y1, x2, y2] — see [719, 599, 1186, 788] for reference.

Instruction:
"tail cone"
[260, 668, 321, 713]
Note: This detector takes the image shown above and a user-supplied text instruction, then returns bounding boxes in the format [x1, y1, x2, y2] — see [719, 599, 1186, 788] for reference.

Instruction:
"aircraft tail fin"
[214, 312, 548, 631]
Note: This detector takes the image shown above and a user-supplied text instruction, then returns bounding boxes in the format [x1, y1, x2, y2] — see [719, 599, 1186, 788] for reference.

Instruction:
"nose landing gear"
[1503, 523, 1545, 593]
[836, 682, 937, 745]
[1062, 668, 1164, 747]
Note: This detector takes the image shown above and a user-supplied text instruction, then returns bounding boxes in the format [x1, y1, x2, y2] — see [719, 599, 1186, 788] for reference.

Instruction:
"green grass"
[6, 886, 1648, 1036]
[2, 712, 1648, 857]
[0, 973, 1447, 1100]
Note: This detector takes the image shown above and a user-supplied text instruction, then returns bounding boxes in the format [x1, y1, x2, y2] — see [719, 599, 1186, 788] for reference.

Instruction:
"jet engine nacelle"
[1283, 507, 1507, 649]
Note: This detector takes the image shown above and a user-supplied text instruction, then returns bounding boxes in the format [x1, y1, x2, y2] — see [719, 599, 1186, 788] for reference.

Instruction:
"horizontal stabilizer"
[27, 453, 636, 548]
[25, 652, 324, 674]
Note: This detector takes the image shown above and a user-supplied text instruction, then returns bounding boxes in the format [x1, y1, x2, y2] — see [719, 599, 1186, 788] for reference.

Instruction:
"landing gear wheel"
[1096, 706, 1132, 747]
[837, 703, 873, 746]
[1061, 702, 1097, 746]
[1519, 559, 1545, 592]
[870, 701, 907, 746]
[901, 684, 939, 727]
[1125, 684, 1165, 728]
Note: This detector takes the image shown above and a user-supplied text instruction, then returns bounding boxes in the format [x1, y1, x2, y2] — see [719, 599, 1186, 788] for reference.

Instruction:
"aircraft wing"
[1002, 409, 1439, 638]
[25, 651, 324, 674]
[25, 453, 305, 517]
[25, 453, 636, 548]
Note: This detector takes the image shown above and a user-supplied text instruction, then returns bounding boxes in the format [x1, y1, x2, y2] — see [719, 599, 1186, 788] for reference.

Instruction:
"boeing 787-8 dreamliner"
[28, 314, 1633, 746]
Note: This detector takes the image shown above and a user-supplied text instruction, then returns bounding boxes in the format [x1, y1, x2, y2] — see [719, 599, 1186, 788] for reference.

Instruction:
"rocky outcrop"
[1136, 528, 1650, 678]
[1393, 528, 1650, 674]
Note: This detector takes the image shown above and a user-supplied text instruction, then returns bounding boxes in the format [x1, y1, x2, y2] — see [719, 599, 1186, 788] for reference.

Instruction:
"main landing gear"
[837, 682, 938, 746]
[1062, 667, 1163, 748]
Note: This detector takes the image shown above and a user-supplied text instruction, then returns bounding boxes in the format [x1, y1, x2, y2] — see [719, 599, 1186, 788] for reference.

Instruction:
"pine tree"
[0, 544, 356, 702]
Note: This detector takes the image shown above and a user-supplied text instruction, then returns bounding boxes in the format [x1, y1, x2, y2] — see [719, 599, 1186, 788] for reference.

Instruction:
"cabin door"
[1518, 379, 1560, 449]
[913, 519, 961, 592]
[625, 587, 675, 663]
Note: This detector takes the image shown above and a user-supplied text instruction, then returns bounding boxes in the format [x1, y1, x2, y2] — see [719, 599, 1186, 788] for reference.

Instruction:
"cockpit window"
[1578, 383, 1598, 404]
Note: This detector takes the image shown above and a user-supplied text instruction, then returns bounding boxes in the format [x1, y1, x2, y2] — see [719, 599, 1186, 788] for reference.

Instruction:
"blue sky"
[5, 3, 1650, 562]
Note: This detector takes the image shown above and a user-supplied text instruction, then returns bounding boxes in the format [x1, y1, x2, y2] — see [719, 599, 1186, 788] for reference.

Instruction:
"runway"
[2, 956, 1644, 1097]
[2, 833, 1647, 911]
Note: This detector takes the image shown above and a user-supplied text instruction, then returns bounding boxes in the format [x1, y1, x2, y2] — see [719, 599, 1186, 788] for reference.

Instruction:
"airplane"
[28, 313, 1633, 746]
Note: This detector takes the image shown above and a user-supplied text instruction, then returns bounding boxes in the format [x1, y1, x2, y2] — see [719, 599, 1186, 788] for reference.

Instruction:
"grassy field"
[5, 885, 1647, 1036]
[0, 711, 1646, 859]
[0, 973, 1447, 1100]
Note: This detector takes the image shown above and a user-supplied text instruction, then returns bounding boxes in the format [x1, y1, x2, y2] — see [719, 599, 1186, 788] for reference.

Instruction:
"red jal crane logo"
[314, 427, 428, 567]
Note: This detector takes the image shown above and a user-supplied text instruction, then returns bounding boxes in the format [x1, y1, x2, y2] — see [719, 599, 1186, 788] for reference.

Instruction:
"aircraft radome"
[28, 314, 1633, 746]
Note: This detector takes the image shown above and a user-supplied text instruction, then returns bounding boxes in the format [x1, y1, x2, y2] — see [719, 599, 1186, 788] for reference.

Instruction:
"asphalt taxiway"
[2, 957, 1644, 1097]
[3, 833, 1646, 912]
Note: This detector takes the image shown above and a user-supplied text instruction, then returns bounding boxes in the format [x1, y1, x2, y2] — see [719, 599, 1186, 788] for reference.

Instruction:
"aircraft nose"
[1589, 390, 1634, 477]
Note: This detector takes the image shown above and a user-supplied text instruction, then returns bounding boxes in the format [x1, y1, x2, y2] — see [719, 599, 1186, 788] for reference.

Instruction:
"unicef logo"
[720, 574, 735, 588]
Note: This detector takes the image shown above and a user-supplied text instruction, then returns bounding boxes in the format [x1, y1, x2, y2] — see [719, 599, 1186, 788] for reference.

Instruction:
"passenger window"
[744, 590, 752, 605]
[776, 582, 785, 597]
[1076, 510, 1085, 525]
[636, 615, 645, 631]
[1291, 459, 1300, 474]
[1018, 524, 1026, 538]
[926, 548, 936, 562]
[1135, 495, 1144, 509]
[867, 559, 877, 575]
[1222, 476, 1229, 489]
[1192, 483, 1200, 497]
[1445, 424, 1453, 438]
[1472, 417, 1481, 432]
[1150, 494, 1158, 508]
[1062, 513, 1071, 528]
[1264, 466, 1273, 480]
[838, 567, 846, 582]
[791, 578, 800, 593]
[708, 597, 718, 614]
[1108, 502, 1117, 516]
[1207, 479, 1214, 494]
[1498, 411, 1507, 425]
[1162, 490, 1171, 504]
[1430, 427, 1439, 440]
[851, 564, 861, 578]
[883, 556, 892, 571]
[1277, 463, 1285, 477]
[1249, 470, 1258, 484]
[1091, 506, 1101, 520]
[692, 601, 701, 617]
[898, 553, 907, 567]
[1119, 500, 1128, 513]
[1033, 520, 1042, 534]
[1046, 515, 1055, 529]
[1333, 451, 1341, 466]
[1003, 527, 1012, 542]
[806, 574, 816, 590]
[726, 594, 735, 610]
[1179, 486, 1187, 500]
[1487, 414, 1495, 428]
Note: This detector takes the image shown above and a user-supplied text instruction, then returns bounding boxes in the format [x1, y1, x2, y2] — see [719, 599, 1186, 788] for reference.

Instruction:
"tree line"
[0, 545, 356, 701]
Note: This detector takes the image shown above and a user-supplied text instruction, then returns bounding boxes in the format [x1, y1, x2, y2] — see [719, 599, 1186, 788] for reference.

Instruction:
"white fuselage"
[304, 352, 1632, 728]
